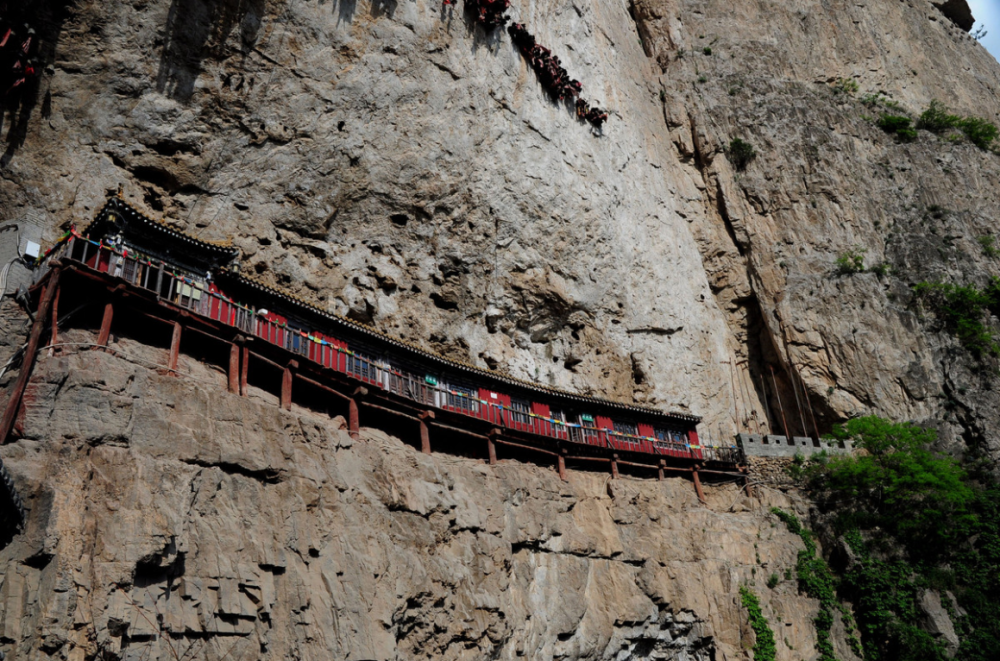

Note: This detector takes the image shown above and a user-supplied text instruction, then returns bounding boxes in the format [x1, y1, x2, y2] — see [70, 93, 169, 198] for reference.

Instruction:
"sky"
[968, 0, 1000, 61]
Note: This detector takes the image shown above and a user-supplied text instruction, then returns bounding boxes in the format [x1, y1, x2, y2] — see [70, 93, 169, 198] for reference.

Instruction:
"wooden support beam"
[563, 453, 611, 464]
[1, 267, 60, 446]
[616, 459, 662, 471]
[247, 349, 282, 370]
[557, 454, 567, 481]
[698, 468, 748, 478]
[430, 420, 490, 442]
[168, 322, 181, 372]
[240, 345, 250, 397]
[281, 363, 294, 411]
[418, 409, 434, 453]
[136, 310, 176, 327]
[348, 398, 360, 440]
[96, 301, 114, 347]
[692, 467, 707, 504]
[492, 436, 558, 457]
[658, 459, 665, 482]
[228, 344, 240, 394]
[48, 284, 60, 356]
[487, 431, 498, 465]
[420, 418, 431, 455]
[359, 400, 419, 422]
[295, 373, 351, 401]
[240, 346, 249, 396]
[611, 454, 619, 480]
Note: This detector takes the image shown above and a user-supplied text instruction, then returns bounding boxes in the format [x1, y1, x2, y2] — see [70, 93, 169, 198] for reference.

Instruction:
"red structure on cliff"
[3, 196, 745, 500]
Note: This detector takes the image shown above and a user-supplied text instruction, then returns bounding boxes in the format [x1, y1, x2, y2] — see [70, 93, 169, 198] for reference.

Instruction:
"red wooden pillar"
[281, 360, 297, 411]
[557, 454, 567, 481]
[348, 399, 360, 440]
[48, 283, 61, 355]
[488, 429, 499, 465]
[168, 322, 181, 373]
[0, 267, 60, 446]
[419, 411, 434, 454]
[240, 346, 249, 396]
[96, 301, 114, 347]
[228, 343, 240, 394]
[348, 386, 366, 440]
[693, 466, 706, 504]
[611, 454, 619, 479]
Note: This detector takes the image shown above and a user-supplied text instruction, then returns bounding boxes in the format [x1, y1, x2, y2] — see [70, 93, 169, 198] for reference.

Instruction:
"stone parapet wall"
[737, 433, 853, 458]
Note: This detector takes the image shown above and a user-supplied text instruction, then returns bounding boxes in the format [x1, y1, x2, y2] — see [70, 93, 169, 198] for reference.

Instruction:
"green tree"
[822, 416, 977, 545]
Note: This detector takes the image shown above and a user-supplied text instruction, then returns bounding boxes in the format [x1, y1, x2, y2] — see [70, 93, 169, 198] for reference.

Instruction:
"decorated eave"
[88, 197, 240, 260]
[217, 269, 702, 425]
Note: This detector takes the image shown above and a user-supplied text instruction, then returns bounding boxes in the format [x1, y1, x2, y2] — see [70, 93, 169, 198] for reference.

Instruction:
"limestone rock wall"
[0, 337, 833, 661]
[3, 0, 1000, 457]
[2, 0, 1000, 658]
[632, 0, 1000, 457]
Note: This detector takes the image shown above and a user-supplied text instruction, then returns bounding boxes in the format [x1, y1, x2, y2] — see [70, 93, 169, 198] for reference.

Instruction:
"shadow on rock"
[0, 0, 72, 168]
[333, 0, 358, 25]
[370, 0, 397, 19]
[156, 0, 273, 103]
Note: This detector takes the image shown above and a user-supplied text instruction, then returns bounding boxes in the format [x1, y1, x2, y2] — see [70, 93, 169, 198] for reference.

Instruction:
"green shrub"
[833, 78, 859, 95]
[957, 116, 999, 150]
[870, 262, 892, 278]
[918, 100, 961, 133]
[878, 114, 917, 142]
[913, 280, 1000, 358]
[728, 137, 757, 170]
[697, 75, 708, 83]
[766, 573, 780, 589]
[702, 46, 713, 55]
[979, 235, 999, 258]
[861, 93, 886, 107]
[835, 247, 867, 275]
[740, 586, 777, 661]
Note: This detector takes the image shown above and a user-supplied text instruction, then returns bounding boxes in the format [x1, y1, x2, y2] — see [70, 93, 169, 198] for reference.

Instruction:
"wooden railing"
[47, 234, 744, 466]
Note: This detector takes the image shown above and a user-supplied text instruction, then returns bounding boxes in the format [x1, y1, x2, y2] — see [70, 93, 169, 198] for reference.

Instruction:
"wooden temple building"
[0, 196, 746, 506]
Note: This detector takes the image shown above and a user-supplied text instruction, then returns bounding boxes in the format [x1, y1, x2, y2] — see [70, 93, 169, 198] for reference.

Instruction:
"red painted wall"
[532, 402, 551, 438]
[637, 423, 655, 454]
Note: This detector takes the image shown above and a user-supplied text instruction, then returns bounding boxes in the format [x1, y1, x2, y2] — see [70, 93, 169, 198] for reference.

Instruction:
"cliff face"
[2, 0, 1000, 658]
[633, 0, 1000, 457]
[3, 0, 1000, 452]
[1, 335, 830, 661]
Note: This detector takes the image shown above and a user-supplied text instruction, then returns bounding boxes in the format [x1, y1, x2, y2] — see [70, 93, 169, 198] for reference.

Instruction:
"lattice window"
[510, 399, 531, 425]
[446, 384, 480, 414]
[614, 420, 640, 445]
[578, 415, 600, 444]
[347, 351, 377, 381]
[655, 428, 687, 449]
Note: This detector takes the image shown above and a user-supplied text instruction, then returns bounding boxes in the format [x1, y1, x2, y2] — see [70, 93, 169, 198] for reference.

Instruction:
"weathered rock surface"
[2, 0, 1000, 657]
[0, 336, 842, 660]
[919, 589, 961, 657]
[3, 0, 1000, 460]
